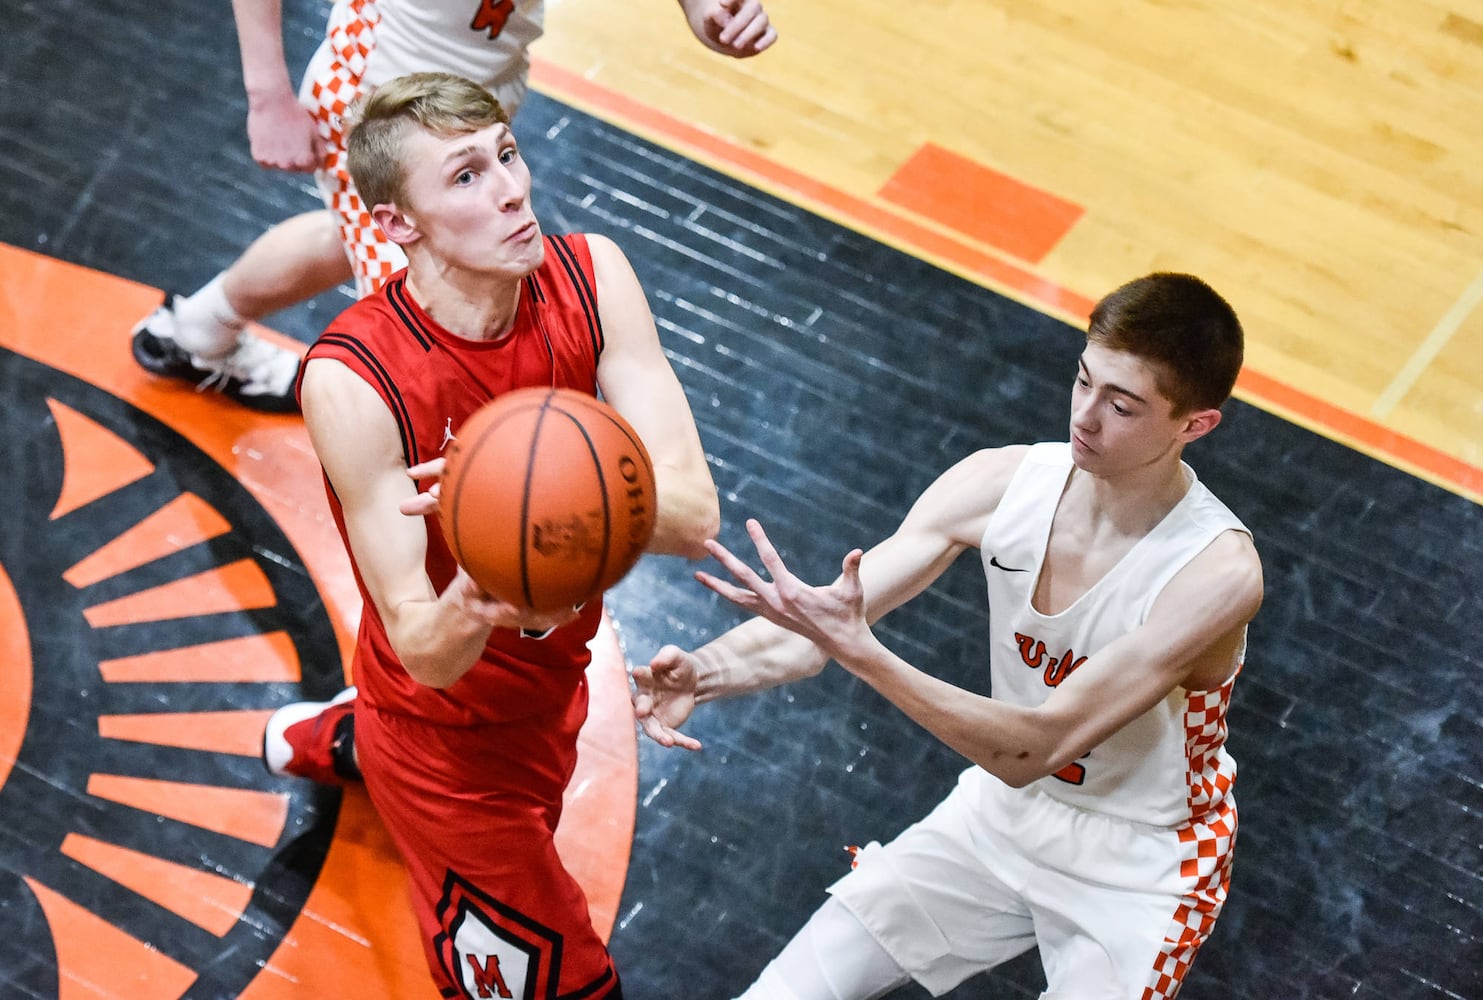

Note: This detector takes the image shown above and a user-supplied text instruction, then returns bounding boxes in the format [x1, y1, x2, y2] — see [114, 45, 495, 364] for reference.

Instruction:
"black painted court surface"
[2, 1, 1481, 997]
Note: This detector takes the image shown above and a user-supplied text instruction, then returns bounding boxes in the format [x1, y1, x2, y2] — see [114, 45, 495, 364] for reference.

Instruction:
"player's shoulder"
[1177, 528, 1264, 613]
[915, 443, 1034, 527]
[943, 443, 1035, 493]
[558, 231, 630, 283]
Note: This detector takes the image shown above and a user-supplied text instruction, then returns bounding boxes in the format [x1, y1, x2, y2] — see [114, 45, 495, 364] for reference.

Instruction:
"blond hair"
[346, 72, 511, 210]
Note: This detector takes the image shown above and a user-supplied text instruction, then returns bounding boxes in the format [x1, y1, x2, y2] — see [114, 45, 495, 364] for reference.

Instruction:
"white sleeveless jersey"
[978, 442, 1249, 828]
[364, 0, 545, 104]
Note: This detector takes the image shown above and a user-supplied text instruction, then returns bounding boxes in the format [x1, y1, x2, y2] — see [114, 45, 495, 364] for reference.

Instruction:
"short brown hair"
[1087, 273, 1244, 414]
[346, 72, 511, 210]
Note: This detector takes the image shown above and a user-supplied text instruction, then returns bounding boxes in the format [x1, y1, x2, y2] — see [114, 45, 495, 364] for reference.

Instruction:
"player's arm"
[301, 358, 572, 688]
[634, 447, 1027, 748]
[231, 0, 321, 171]
[784, 530, 1264, 788]
[589, 233, 720, 559]
[679, 0, 779, 57]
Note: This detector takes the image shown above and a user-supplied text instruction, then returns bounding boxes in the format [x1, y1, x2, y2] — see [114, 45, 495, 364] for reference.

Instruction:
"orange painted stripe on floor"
[528, 59, 1482, 504]
[87, 774, 289, 848]
[878, 143, 1084, 263]
[98, 631, 303, 684]
[60, 832, 255, 937]
[0, 559, 30, 789]
[26, 876, 200, 1000]
[555, 615, 638, 939]
[98, 709, 275, 757]
[47, 399, 156, 520]
[82, 557, 277, 628]
[64, 493, 233, 588]
[1235, 368, 1483, 498]
[528, 60, 1097, 322]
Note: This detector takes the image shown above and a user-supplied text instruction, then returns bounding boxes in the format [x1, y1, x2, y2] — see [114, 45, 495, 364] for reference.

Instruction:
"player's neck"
[1072, 453, 1192, 537]
[405, 266, 523, 343]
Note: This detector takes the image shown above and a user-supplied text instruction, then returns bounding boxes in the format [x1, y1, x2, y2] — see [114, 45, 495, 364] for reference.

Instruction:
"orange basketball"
[439, 387, 658, 611]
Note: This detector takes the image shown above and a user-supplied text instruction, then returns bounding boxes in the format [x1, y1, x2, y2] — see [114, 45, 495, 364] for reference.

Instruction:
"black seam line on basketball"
[549, 235, 604, 358]
[386, 277, 435, 352]
[555, 406, 614, 598]
[316, 333, 418, 467]
[519, 393, 558, 608]
[594, 408, 654, 482]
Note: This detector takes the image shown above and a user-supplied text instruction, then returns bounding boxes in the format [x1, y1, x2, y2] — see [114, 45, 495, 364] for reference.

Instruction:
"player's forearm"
[839, 639, 1072, 788]
[385, 598, 493, 689]
[231, 0, 297, 101]
[647, 466, 721, 559]
[693, 617, 829, 702]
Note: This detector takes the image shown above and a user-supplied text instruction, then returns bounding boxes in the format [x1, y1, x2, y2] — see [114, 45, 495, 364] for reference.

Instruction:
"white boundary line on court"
[1372, 266, 1483, 418]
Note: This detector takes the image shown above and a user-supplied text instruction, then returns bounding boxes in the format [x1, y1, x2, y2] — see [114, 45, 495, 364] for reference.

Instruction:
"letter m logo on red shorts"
[433, 872, 561, 999]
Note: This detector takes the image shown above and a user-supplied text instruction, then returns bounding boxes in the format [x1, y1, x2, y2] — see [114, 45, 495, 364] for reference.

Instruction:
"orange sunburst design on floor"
[0, 242, 638, 999]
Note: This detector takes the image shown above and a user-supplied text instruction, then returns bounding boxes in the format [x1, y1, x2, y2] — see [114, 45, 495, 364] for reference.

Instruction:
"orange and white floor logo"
[2, 345, 343, 998]
[0, 244, 636, 1000]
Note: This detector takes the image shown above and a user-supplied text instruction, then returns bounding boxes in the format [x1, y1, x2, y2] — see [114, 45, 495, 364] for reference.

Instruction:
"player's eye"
[499, 146, 520, 165]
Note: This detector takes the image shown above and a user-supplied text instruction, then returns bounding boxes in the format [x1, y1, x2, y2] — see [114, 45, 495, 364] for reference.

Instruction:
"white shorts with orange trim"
[827, 767, 1235, 999]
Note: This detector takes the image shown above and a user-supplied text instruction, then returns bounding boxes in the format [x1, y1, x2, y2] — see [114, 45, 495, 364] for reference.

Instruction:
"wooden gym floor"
[1, 1, 1480, 998]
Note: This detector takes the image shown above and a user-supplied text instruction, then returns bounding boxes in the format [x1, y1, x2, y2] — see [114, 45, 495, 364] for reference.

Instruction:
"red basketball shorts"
[355, 682, 621, 999]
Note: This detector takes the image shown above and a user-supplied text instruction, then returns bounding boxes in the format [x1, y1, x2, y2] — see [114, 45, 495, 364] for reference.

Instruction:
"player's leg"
[262, 686, 361, 784]
[752, 774, 1039, 999]
[355, 699, 622, 999]
[221, 210, 353, 317]
[129, 19, 354, 412]
[735, 897, 910, 1000]
[128, 212, 340, 411]
[1018, 791, 1237, 998]
[1032, 880, 1219, 1000]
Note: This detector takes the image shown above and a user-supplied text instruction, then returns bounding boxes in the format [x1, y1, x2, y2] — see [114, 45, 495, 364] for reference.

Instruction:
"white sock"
[169, 274, 247, 359]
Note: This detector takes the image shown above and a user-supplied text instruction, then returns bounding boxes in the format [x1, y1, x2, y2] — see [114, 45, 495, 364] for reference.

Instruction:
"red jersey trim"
[314, 330, 421, 468]
[548, 234, 604, 358]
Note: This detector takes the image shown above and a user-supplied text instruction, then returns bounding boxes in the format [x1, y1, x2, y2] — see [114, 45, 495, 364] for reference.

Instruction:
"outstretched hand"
[631, 644, 704, 751]
[697, 519, 871, 661]
[682, 0, 779, 58]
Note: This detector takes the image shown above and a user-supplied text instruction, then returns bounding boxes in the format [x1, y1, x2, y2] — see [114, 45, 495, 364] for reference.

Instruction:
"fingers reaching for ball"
[631, 644, 704, 751]
[400, 458, 447, 517]
[446, 568, 581, 633]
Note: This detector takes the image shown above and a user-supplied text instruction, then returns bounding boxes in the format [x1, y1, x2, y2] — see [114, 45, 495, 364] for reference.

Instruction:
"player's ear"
[372, 202, 419, 245]
[1178, 407, 1222, 443]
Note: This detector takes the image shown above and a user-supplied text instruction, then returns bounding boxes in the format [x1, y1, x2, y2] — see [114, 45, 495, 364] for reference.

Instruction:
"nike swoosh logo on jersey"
[989, 556, 1030, 573]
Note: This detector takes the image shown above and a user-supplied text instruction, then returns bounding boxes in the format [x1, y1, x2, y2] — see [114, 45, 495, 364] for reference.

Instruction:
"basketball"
[438, 387, 658, 612]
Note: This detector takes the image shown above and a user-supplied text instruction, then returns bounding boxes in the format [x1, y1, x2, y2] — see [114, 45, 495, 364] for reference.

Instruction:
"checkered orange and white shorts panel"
[301, 0, 407, 297]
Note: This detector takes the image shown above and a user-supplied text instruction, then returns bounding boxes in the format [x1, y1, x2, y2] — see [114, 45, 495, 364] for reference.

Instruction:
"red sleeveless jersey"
[303, 234, 606, 726]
